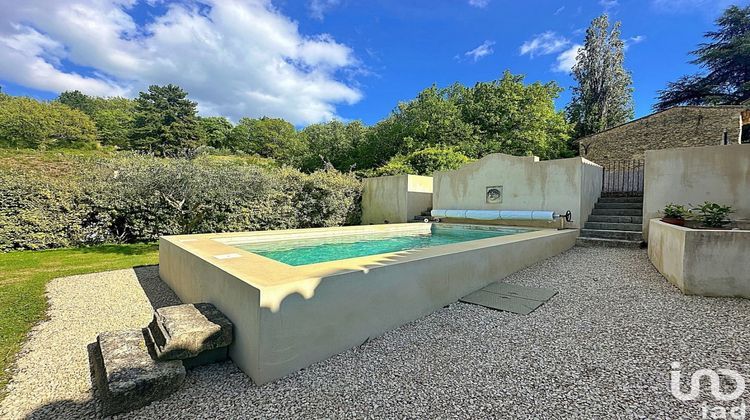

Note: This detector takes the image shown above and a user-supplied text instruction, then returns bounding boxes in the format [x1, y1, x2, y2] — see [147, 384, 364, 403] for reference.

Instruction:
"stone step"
[90, 329, 186, 417]
[583, 222, 642, 232]
[590, 208, 642, 216]
[595, 202, 643, 210]
[587, 215, 643, 224]
[146, 303, 233, 369]
[597, 196, 644, 204]
[580, 229, 643, 241]
[575, 237, 641, 248]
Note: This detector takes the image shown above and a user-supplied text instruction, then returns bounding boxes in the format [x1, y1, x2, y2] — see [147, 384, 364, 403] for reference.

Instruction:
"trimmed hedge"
[0, 153, 361, 251]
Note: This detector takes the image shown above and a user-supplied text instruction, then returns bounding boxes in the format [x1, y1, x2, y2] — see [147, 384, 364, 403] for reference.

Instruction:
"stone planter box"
[648, 219, 750, 297]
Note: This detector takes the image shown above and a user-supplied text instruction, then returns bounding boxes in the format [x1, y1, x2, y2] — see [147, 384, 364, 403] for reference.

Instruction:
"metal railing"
[601, 160, 644, 196]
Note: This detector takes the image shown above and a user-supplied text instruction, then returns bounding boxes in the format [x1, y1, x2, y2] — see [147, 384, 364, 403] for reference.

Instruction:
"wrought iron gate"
[601, 160, 644, 196]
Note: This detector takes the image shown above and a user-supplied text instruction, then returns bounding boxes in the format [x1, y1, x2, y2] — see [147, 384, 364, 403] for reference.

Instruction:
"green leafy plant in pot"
[690, 202, 734, 228]
[661, 203, 688, 226]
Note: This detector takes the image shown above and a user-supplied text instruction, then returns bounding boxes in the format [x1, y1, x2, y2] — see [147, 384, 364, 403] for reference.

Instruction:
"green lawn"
[0, 243, 159, 398]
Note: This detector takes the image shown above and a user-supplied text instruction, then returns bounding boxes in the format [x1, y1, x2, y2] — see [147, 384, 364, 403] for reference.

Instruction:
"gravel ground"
[2, 247, 750, 419]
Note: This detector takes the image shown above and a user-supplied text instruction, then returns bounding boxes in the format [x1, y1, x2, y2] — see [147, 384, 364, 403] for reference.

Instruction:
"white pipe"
[431, 209, 560, 221]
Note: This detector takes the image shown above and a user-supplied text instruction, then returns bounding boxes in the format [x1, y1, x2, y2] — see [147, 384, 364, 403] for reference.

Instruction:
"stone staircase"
[576, 195, 644, 248]
[90, 303, 233, 416]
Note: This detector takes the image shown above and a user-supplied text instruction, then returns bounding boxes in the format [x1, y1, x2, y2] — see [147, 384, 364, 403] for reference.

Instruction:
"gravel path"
[2, 247, 750, 419]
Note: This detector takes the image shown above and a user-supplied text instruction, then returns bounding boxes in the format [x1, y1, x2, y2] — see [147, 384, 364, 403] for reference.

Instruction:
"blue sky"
[0, 0, 746, 126]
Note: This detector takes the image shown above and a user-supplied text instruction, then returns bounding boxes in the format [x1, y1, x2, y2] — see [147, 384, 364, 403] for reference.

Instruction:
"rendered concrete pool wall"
[432, 154, 602, 229]
[159, 224, 577, 384]
[361, 174, 433, 224]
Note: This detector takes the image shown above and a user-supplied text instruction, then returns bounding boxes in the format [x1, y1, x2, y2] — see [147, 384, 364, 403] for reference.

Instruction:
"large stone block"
[146, 303, 233, 366]
[90, 329, 186, 417]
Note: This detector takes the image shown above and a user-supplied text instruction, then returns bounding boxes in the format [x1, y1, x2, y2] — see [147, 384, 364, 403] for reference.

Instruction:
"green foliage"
[0, 152, 362, 251]
[129, 84, 199, 157]
[566, 14, 634, 139]
[690, 201, 735, 228]
[656, 5, 750, 110]
[454, 72, 573, 159]
[373, 147, 471, 176]
[197, 116, 233, 148]
[227, 117, 306, 166]
[0, 96, 98, 149]
[300, 120, 367, 171]
[662, 203, 688, 219]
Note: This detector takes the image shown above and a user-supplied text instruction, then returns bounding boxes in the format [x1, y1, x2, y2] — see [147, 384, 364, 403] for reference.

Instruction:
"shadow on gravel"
[133, 265, 182, 310]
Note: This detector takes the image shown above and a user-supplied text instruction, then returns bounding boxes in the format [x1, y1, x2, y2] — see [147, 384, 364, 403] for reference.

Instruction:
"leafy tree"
[227, 117, 305, 166]
[300, 120, 368, 171]
[566, 14, 634, 139]
[129, 84, 199, 157]
[453, 72, 573, 159]
[197, 116, 233, 149]
[392, 85, 476, 153]
[90, 97, 135, 148]
[57, 90, 96, 115]
[374, 147, 472, 176]
[0, 96, 98, 149]
[57, 91, 135, 147]
[655, 5, 750, 110]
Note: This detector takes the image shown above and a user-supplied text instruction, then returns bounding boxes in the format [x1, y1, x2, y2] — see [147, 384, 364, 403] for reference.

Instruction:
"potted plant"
[690, 202, 734, 229]
[661, 203, 688, 226]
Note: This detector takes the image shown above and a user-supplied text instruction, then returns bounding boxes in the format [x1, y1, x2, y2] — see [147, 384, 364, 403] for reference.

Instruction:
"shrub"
[690, 201, 734, 228]
[662, 203, 688, 219]
[0, 152, 362, 251]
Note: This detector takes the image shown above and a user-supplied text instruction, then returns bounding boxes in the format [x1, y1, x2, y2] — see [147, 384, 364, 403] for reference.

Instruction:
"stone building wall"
[579, 106, 746, 164]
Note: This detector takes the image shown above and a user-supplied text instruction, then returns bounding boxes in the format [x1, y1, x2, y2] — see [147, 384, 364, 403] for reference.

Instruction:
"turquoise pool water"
[235, 225, 530, 266]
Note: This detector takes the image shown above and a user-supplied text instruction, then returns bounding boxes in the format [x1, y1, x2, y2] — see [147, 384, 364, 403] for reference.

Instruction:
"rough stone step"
[595, 202, 643, 209]
[587, 215, 643, 224]
[146, 303, 233, 369]
[590, 208, 642, 216]
[583, 222, 642, 231]
[90, 329, 186, 417]
[580, 229, 643, 241]
[597, 196, 644, 204]
[575, 237, 641, 248]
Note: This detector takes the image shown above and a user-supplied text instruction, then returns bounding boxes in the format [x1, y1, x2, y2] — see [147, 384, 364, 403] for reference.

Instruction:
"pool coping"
[161, 223, 549, 289]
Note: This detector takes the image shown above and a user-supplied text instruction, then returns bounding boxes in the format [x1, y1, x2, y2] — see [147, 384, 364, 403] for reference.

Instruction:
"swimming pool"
[159, 223, 577, 384]
[235, 225, 530, 266]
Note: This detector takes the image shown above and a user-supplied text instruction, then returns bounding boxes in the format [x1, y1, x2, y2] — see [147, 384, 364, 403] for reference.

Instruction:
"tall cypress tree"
[566, 14, 634, 139]
[655, 5, 750, 110]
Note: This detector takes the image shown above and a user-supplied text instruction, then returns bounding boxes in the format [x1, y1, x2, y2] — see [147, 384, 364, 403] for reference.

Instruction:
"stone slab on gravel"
[146, 303, 233, 362]
[91, 329, 185, 417]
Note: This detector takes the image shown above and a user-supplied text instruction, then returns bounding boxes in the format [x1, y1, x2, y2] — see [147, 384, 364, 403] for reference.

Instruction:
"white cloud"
[625, 35, 646, 49]
[0, 0, 362, 125]
[553, 43, 582, 73]
[464, 40, 495, 62]
[554, 6, 566, 15]
[468, 0, 490, 8]
[520, 32, 570, 57]
[599, 0, 619, 10]
[308, 0, 341, 20]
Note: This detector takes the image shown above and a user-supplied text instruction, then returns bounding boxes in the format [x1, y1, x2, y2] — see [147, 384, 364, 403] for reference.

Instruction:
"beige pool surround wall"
[648, 220, 750, 297]
[159, 223, 577, 384]
[643, 144, 750, 239]
[361, 174, 433, 224]
[432, 154, 603, 229]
